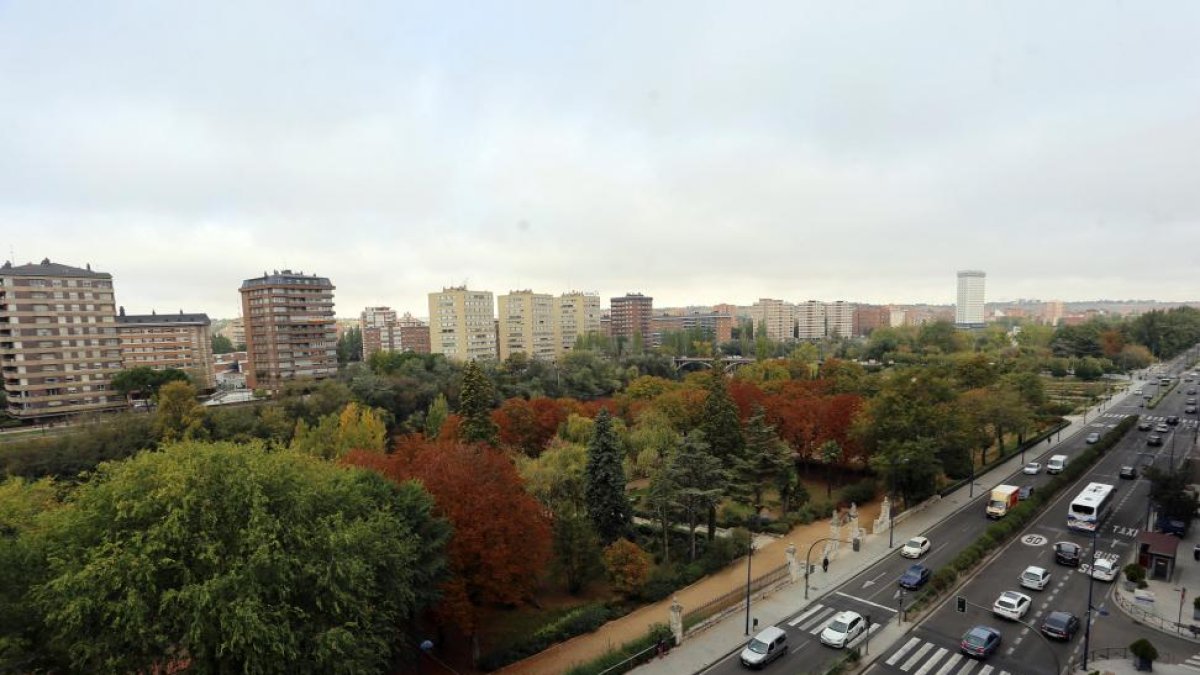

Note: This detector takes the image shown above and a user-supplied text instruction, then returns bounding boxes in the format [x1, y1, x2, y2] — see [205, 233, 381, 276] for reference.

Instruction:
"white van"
[741, 625, 788, 668]
[1047, 455, 1068, 474]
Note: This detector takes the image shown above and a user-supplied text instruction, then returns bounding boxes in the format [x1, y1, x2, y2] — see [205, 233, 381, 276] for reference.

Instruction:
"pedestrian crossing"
[881, 636, 1013, 675]
[1182, 653, 1200, 672]
[1101, 412, 1199, 429]
[784, 602, 883, 641]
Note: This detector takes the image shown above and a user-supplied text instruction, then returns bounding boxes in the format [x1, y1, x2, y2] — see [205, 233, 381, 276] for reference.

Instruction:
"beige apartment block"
[117, 309, 216, 390]
[824, 301, 855, 339]
[0, 259, 125, 420]
[498, 290, 557, 361]
[555, 291, 601, 354]
[428, 287, 496, 361]
[218, 316, 246, 347]
[750, 298, 795, 341]
[795, 300, 826, 340]
[239, 270, 337, 390]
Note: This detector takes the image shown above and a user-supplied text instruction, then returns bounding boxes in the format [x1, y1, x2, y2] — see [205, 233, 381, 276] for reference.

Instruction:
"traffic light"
[956, 596, 967, 613]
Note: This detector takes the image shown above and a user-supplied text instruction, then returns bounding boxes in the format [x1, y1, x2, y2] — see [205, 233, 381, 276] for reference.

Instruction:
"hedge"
[562, 623, 673, 675]
[478, 603, 615, 670]
[907, 415, 1137, 615]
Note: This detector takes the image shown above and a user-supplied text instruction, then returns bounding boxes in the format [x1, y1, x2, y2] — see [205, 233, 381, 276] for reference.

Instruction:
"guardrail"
[1112, 586, 1200, 642]
[682, 562, 790, 628]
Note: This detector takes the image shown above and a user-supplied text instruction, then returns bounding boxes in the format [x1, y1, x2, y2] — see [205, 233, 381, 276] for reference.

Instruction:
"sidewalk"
[1111, 505, 1200, 647]
[1085, 657, 1197, 675]
[634, 406, 1114, 675]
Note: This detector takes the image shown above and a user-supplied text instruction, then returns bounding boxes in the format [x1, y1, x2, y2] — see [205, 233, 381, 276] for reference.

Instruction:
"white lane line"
[887, 637, 922, 666]
[835, 590, 899, 613]
[913, 647, 948, 675]
[808, 615, 840, 637]
[797, 606, 836, 632]
[902, 642, 935, 671]
[935, 653, 965, 675]
[978, 665, 994, 675]
[787, 604, 826, 627]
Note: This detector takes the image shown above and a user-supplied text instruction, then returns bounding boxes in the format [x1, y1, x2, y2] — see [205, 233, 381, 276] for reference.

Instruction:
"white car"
[1020, 566, 1051, 591]
[1022, 462, 1041, 475]
[900, 536, 931, 559]
[820, 610, 866, 648]
[1091, 558, 1118, 582]
[992, 591, 1032, 621]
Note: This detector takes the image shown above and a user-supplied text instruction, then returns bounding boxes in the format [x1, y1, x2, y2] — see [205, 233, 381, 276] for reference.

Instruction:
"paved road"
[697, 381, 1171, 675]
[863, 359, 1200, 675]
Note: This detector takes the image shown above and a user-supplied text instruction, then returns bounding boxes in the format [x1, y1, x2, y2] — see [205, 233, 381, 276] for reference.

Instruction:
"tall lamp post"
[744, 538, 755, 635]
[1082, 528, 1099, 672]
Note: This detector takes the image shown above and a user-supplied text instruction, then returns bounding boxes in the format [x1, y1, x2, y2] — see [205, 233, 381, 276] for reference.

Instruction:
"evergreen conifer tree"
[459, 360, 498, 444]
[584, 410, 632, 544]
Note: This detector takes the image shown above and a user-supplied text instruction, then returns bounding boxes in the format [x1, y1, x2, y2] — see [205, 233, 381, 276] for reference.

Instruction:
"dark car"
[1148, 434, 1164, 446]
[1055, 541, 1082, 566]
[1019, 485, 1034, 500]
[1041, 611, 1080, 640]
[899, 564, 931, 590]
[1119, 465, 1137, 480]
[1167, 416, 1180, 425]
[1137, 420, 1153, 431]
[960, 625, 1002, 658]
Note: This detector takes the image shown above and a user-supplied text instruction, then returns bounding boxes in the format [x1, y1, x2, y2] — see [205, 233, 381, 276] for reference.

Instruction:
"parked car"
[1188, 388, 1198, 395]
[740, 626, 789, 669]
[1119, 465, 1138, 480]
[992, 591, 1032, 620]
[1054, 541, 1082, 566]
[1022, 462, 1041, 475]
[820, 611, 866, 648]
[960, 625, 1002, 658]
[1187, 406, 1198, 414]
[1091, 558, 1118, 582]
[1018, 485, 1034, 500]
[1020, 566, 1051, 591]
[899, 564, 931, 590]
[1040, 611, 1080, 641]
[1138, 420, 1153, 431]
[1149, 434, 1164, 446]
[900, 536, 931, 559]
[1086, 432, 1101, 444]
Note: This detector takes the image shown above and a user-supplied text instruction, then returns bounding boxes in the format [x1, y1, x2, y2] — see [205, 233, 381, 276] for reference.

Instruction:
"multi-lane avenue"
[700, 356, 1200, 675]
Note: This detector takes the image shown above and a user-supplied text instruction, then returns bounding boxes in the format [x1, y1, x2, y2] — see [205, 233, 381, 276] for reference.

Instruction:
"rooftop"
[0, 259, 110, 279]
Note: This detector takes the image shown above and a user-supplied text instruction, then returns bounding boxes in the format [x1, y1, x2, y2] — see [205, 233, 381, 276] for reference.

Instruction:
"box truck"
[987, 485, 1020, 519]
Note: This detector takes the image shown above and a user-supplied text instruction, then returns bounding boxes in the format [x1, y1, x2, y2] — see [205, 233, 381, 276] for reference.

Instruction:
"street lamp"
[744, 538, 755, 635]
[419, 640, 461, 675]
[1082, 528, 1099, 672]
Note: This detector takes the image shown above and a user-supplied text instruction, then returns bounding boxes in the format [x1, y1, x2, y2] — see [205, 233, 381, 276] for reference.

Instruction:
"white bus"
[1067, 482, 1116, 532]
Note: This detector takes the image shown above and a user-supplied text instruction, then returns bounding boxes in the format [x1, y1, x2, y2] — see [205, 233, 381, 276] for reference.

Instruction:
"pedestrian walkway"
[632, 397, 1128, 675]
[882, 635, 1014, 675]
[1085, 657, 1200, 674]
[1111, 500, 1200, 647]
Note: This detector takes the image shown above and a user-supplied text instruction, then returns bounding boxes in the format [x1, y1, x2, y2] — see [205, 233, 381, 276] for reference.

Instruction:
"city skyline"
[3, 3, 1199, 315]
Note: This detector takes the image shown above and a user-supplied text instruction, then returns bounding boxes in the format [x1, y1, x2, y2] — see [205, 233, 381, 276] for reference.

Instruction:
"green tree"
[700, 371, 744, 468]
[424, 393, 450, 439]
[672, 430, 725, 560]
[517, 438, 588, 517]
[820, 439, 844, 500]
[153, 380, 206, 442]
[21, 441, 450, 674]
[646, 453, 679, 562]
[735, 407, 791, 510]
[553, 514, 604, 595]
[336, 326, 363, 365]
[111, 366, 190, 406]
[210, 334, 234, 354]
[458, 360, 498, 445]
[584, 410, 632, 545]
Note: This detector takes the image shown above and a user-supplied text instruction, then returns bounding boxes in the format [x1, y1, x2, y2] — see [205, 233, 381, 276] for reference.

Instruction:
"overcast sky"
[2, 2, 1198, 319]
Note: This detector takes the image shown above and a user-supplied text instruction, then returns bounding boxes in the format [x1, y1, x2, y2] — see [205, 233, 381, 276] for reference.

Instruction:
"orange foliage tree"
[601, 538, 652, 598]
[343, 441, 552, 634]
[492, 397, 570, 457]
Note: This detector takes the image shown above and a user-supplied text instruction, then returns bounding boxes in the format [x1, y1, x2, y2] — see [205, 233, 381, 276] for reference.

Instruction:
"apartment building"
[497, 290, 557, 360]
[956, 270, 987, 327]
[750, 298, 795, 341]
[609, 293, 653, 345]
[853, 305, 891, 336]
[117, 309, 216, 390]
[217, 316, 246, 347]
[360, 306, 397, 330]
[651, 311, 734, 344]
[556, 291, 601, 354]
[0, 259, 125, 420]
[428, 287, 496, 361]
[795, 301, 826, 340]
[825, 301, 855, 339]
[239, 270, 337, 390]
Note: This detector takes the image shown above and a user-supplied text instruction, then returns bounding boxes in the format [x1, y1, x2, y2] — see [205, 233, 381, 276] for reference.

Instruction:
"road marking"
[796, 606, 836, 632]
[886, 637, 921, 666]
[863, 569, 889, 588]
[935, 653, 965, 675]
[835, 591, 899, 613]
[913, 647, 948, 675]
[787, 604, 826, 627]
[978, 665, 995, 675]
[1021, 534, 1047, 546]
[808, 615, 839, 636]
[901, 642, 935, 671]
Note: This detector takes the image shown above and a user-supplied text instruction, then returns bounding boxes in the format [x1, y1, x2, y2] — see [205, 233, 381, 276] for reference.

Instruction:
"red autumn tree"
[728, 378, 766, 420]
[602, 538, 652, 598]
[343, 440, 552, 634]
[493, 397, 570, 457]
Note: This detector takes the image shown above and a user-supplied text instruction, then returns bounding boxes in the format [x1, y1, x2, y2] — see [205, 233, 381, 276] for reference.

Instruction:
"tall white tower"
[955, 270, 986, 327]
